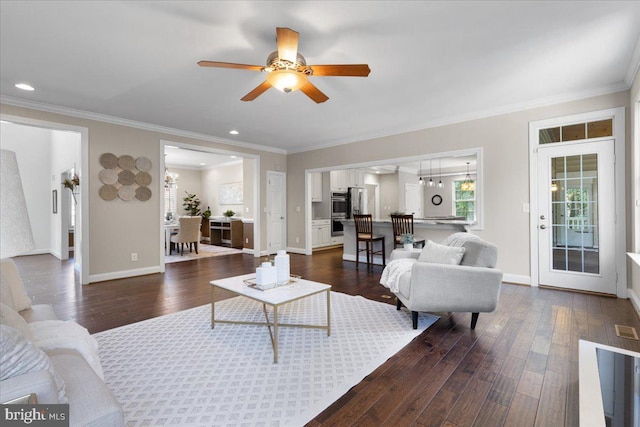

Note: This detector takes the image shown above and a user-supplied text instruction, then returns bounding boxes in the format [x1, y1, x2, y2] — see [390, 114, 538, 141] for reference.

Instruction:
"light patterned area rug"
[94, 291, 439, 426]
[165, 243, 243, 264]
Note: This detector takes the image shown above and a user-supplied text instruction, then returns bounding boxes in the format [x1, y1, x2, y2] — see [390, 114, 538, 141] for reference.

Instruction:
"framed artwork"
[219, 182, 243, 205]
[52, 190, 58, 214]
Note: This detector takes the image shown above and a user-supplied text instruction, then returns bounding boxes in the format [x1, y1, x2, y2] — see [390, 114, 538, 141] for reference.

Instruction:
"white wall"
[1, 123, 52, 254]
[50, 130, 81, 258]
[202, 162, 244, 217]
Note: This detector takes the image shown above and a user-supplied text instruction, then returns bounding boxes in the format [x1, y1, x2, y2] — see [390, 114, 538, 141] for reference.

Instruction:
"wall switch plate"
[131, 253, 138, 261]
[296, 237, 300, 243]
[523, 203, 530, 213]
[296, 206, 300, 212]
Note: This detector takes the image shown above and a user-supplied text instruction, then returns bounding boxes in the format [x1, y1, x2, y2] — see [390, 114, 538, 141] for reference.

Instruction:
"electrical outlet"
[245, 238, 249, 244]
[131, 253, 138, 261]
[245, 207, 249, 213]
[296, 206, 300, 212]
[295, 237, 300, 243]
[523, 203, 530, 213]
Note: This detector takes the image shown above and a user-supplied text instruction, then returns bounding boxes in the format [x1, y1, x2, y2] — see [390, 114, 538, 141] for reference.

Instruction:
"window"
[539, 119, 612, 144]
[164, 171, 178, 220]
[453, 179, 475, 221]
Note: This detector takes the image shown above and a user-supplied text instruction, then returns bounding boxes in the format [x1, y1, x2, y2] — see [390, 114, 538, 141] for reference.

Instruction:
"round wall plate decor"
[99, 153, 118, 169]
[135, 186, 152, 201]
[118, 169, 136, 186]
[431, 194, 443, 206]
[118, 185, 135, 201]
[99, 184, 118, 201]
[118, 155, 136, 171]
[135, 171, 152, 186]
[135, 156, 152, 172]
[98, 168, 118, 185]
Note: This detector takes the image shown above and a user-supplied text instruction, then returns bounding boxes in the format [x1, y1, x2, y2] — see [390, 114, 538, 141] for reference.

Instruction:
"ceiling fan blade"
[198, 61, 263, 71]
[300, 81, 329, 104]
[241, 81, 272, 101]
[276, 27, 299, 63]
[308, 64, 371, 77]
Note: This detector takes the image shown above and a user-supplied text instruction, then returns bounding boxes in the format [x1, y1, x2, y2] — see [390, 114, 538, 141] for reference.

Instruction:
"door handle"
[539, 224, 547, 229]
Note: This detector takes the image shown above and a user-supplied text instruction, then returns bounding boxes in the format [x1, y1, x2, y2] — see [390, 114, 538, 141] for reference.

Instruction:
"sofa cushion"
[48, 349, 125, 427]
[418, 240, 465, 265]
[20, 305, 58, 323]
[459, 239, 497, 268]
[0, 259, 32, 312]
[0, 324, 66, 402]
[442, 232, 497, 268]
[0, 302, 33, 340]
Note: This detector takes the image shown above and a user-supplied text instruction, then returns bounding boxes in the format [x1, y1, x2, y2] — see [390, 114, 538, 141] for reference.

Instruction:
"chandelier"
[460, 162, 475, 192]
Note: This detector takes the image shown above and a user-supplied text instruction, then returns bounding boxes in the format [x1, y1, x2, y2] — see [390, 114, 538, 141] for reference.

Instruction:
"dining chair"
[353, 214, 385, 269]
[170, 216, 202, 255]
[390, 214, 426, 249]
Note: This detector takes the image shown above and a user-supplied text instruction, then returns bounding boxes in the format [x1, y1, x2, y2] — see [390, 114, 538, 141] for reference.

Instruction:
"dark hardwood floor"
[12, 249, 640, 426]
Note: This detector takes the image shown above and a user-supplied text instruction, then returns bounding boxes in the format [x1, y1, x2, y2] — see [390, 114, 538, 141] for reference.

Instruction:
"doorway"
[529, 107, 626, 296]
[0, 115, 88, 283]
[267, 171, 286, 254]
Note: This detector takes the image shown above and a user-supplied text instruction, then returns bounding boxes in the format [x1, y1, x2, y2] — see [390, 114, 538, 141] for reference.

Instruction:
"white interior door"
[267, 171, 286, 254]
[405, 183, 423, 217]
[537, 140, 616, 294]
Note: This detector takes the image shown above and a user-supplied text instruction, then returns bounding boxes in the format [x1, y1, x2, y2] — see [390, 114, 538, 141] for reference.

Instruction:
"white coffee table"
[210, 273, 331, 363]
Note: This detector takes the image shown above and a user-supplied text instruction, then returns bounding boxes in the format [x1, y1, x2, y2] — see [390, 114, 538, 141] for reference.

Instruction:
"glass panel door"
[550, 154, 599, 274]
[538, 141, 615, 294]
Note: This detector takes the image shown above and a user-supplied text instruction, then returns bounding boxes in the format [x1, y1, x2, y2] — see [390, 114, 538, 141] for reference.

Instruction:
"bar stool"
[390, 214, 426, 249]
[353, 214, 386, 269]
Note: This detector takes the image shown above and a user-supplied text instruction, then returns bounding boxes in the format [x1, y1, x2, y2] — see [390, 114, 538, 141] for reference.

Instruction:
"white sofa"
[0, 259, 124, 426]
[383, 232, 503, 329]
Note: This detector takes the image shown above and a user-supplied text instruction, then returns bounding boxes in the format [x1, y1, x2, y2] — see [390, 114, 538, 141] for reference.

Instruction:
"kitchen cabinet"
[330, 170, 347, 192]
[330, 169, 364, 191]
[348, 170, 365, 188]
[311, 172, 323, 202]
[311, 219, 331, 248]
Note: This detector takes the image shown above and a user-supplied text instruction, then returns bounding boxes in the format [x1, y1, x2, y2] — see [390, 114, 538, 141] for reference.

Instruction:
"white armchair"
[384, 233, 503, 329]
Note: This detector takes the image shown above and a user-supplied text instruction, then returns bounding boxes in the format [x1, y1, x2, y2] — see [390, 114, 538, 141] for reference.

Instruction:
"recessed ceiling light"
[199, 163, 206, 166]
[165, 145, 178, 149]
[230, 155, 238, 159]
[229, 130, 239, 135]
[0, 120, 10, 124]
[376, 171, 380, 174]
[15, 83, 35, 91]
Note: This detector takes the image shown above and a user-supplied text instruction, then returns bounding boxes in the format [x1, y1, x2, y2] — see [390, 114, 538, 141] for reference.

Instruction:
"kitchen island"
[342, 218, 472, 265]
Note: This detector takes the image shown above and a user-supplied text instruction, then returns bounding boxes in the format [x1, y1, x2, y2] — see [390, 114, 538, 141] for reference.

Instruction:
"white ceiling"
[1, 1, 639, 154]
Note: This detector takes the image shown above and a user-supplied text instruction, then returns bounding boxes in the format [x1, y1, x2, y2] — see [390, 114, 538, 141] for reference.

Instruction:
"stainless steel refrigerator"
[347, 187, 368, 217]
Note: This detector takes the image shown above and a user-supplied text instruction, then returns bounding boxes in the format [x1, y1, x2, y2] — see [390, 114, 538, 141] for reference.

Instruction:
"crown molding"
[625, 35, 640, 88]
[0, 95, 287, 155]
[287, 82, 631, 154]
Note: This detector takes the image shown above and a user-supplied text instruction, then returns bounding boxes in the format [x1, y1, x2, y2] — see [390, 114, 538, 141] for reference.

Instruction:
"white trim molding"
[502, 274, 531, 286]
[90, 266, 162, 284]
[528, 107, 627, 297]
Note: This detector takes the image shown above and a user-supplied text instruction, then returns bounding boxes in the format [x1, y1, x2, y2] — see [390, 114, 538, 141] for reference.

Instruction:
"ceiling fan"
[198, 27, 370, 103]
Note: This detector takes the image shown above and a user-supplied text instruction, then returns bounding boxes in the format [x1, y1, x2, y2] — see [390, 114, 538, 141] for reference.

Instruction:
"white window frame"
[452, 178, 476, 221]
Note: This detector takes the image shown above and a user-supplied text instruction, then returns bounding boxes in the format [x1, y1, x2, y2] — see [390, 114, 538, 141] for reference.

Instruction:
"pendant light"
[437, 159, 444, 188]
[418, 159, 425, 185]
[460, 162, 475, 191]
[428, 159, 435, 187]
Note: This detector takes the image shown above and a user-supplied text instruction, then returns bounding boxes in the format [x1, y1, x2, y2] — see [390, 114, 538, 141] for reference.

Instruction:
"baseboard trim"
[286, 247, 306, 255]
[502, 274, 531, 286]
[628, 288, 640, 319]
[89, 266, 162, 284]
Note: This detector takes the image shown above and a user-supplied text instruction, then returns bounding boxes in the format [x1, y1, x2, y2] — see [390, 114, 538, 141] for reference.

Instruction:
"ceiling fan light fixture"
[266, 69, 307, 93]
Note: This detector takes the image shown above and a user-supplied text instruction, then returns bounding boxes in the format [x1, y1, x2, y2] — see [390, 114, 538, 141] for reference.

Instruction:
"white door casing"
[537, 141, 616, 294]
[267, 171, 286, 254]
[529, 107, 626, 297]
